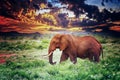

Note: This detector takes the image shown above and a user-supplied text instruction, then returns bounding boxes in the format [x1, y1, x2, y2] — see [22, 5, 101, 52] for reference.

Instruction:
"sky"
[85, 0, 120, 11]
[0, 0, 120, 34]
[47, 0, 120, 11]
[36, 0, 120, 15]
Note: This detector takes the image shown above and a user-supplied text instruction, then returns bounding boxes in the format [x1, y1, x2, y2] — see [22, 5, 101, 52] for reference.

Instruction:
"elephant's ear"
[60, 35, 68, 51]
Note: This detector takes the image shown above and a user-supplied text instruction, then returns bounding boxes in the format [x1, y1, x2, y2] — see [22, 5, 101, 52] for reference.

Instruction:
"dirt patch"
[0, 54, 17, 64]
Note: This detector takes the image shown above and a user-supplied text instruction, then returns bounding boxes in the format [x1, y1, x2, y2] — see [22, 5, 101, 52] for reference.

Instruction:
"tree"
[59, 0, 120, 22]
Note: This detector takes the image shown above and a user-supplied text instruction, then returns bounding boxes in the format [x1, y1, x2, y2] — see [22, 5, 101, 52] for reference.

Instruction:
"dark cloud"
[59, 0, 120, 22]
[0, 0, 47, 19]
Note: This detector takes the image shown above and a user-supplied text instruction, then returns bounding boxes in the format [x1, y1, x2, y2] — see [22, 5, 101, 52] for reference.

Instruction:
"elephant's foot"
[70, 57, 77, 64]
[71, 60, 77, 64]
[50, 62, 56, 65]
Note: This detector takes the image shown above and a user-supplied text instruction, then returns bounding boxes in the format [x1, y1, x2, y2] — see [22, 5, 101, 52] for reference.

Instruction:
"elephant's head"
[48, 34, 68, 64]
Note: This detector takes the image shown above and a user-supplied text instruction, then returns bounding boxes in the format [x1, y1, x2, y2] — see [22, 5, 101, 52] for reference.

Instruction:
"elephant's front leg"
[60, 53, 68, 63]
[69, 53, 77, 64]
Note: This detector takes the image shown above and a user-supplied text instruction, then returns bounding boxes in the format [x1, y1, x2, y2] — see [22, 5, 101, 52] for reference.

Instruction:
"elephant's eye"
[55, 42, 58, 44]
[53, 41, 56, 44]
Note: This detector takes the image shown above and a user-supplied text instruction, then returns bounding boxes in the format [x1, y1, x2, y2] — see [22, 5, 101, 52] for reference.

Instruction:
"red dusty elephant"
[48, 34, 103, 65]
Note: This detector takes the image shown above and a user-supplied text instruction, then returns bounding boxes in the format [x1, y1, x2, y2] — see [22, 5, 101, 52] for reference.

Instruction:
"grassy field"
[0, 33, 120, 80]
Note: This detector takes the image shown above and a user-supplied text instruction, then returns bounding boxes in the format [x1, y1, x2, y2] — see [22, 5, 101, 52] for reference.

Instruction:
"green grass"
[0, 34, 120, 80]
[0, 39, 50, 51]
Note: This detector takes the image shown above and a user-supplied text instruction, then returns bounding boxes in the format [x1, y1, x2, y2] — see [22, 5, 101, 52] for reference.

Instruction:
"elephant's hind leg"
[60, 53, 68, 63]
[88, 53, 100, 62]
[94, 54, 100, 62]
[88, 54, 94, 62]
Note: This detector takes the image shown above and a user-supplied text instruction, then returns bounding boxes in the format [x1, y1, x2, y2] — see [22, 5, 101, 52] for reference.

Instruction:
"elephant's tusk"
[48, 51, 53, 57]
[42, 51, 53, 57]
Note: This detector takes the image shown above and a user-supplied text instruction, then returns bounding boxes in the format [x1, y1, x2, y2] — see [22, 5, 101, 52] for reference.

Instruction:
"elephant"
[48, 34, 103, 65]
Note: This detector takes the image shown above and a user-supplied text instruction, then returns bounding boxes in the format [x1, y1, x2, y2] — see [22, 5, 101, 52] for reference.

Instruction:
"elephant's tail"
[100, 46, 103, 58]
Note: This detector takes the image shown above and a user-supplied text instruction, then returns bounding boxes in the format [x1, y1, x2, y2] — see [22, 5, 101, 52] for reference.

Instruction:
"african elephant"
[48, 34, 103, 65]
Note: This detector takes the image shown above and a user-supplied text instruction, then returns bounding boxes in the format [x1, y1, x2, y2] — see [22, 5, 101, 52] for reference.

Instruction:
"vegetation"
[0, 34, 120, 80]
[0, 38, 49, 51]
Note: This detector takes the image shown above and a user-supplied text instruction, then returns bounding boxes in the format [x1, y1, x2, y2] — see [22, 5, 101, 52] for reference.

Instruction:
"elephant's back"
[78, 36, 100, 45]
[77, 36, 101, 53]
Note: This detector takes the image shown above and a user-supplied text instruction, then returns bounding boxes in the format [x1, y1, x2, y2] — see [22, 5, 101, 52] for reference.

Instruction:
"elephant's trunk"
[48, 49, 56, 65]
